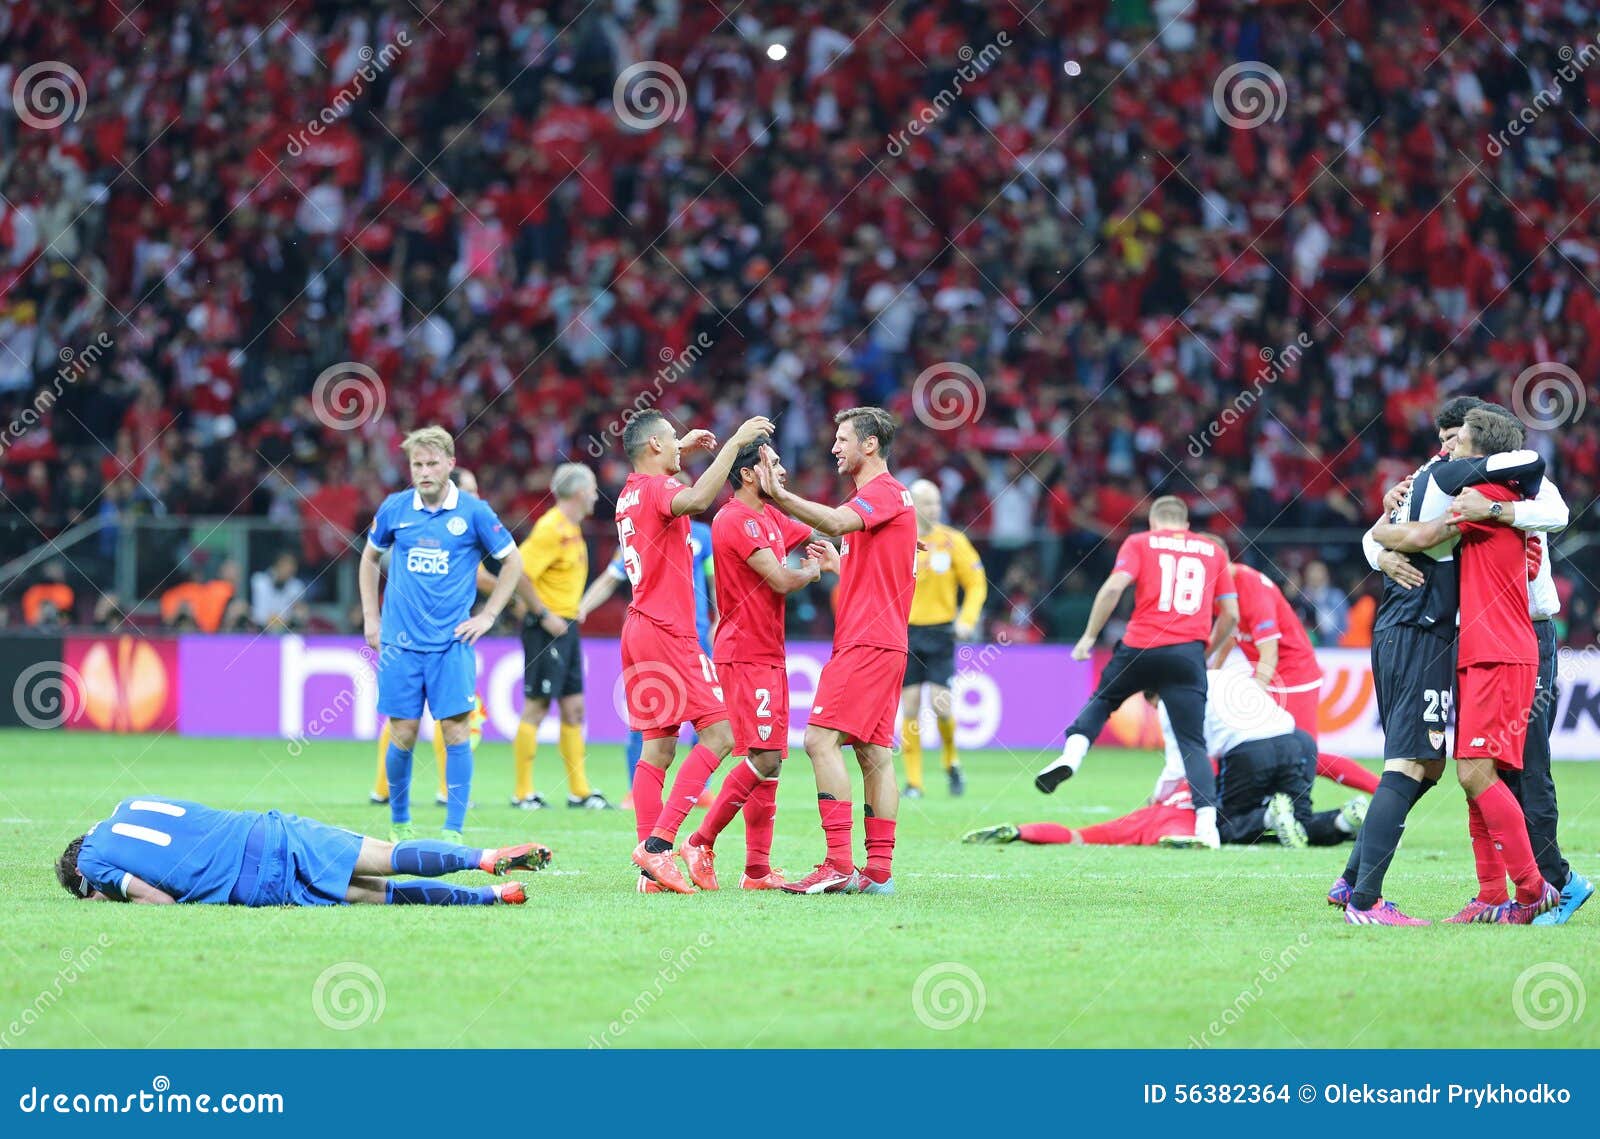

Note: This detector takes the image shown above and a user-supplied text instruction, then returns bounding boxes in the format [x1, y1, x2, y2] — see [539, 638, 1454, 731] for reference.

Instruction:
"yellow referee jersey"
[909, 523, 986, 627]
[518, 507, 588, 619]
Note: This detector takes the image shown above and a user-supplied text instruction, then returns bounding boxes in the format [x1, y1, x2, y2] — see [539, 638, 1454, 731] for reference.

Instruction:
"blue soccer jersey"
[76, 797, 261, 903]
[368, 483, 516, 652]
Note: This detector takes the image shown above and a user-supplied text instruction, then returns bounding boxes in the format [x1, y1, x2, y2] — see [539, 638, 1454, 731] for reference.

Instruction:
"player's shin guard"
[386, 742, 415, 824]
[863, 814, 896, 882]
[386, 880, 496, 906]
[391, 839, 481, 877]
[1473, 780, 1545, 904]
[1466, 797, 1510, 904]
[742, 777, 778, 877]
[632, 762, 667, 843]
[1350, 771, 1421, 910]
[901, 717, 924, 788]
[690, 759, 761, 849]
[1316, 752, 1379, 794]
[818, 796, 854, 873]
[444, 741, 472, 833]
[650, 743, 721, 845]
[559, 722, 590, 798]
[1018, 822, 1077, 844]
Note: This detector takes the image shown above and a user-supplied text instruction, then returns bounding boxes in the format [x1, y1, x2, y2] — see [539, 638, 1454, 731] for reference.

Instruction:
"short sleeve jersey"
[1454, 483, 1537, 667]
[712, 498, 812, 664]
[615, 472, 695, 630]
[833, 473, 917, 652]
[1112, 530, 1236, 649]
[76, 797, 262, 904]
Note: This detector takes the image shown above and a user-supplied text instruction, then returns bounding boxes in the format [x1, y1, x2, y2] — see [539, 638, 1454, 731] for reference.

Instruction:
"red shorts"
[1455, 662, 1536, 767]
[809, 644, 907, 749]
[1078, 804, 1193, 846]
[718, 660, 789, 758]
[619, 617, 727, 739]
[1268, 680, 1322, 738]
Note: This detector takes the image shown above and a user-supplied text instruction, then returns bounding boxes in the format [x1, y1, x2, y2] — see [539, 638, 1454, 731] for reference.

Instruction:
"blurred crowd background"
[3, 0, 1599, 645]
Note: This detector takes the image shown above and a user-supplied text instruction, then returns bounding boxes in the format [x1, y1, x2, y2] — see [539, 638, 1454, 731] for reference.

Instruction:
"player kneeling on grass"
[55, 796, 550, 907]
[969, 670, 1367, 850]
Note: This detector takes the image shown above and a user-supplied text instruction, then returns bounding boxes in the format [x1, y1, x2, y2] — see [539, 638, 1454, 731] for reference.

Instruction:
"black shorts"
[523, 618, 584, 701]
[1371, 625, 1455, 760]
[903, 623, 956, 688]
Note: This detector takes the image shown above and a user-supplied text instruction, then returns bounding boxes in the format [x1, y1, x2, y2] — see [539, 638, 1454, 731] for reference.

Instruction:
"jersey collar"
[412, 483, 460, 513]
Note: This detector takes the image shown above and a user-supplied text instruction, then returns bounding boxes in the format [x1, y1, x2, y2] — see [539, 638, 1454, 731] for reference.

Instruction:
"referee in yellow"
[512, 462, 611, 810]
[901, 478, 986, 798]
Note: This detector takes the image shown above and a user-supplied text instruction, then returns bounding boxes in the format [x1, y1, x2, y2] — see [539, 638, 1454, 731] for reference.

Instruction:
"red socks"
[632, 762, 667, 844]
[1315, 752, 1380, 794]
[1018, 822, 1076, 844]
[651, 744, 722, 844]
[863, 815, 896, 883]
[1473, 779, 1545, 903]
[742, 778, 778, 877]
[818, 797, 854, 872]
[690, 760, 761, 850]
[1466, 797, 1510, 905]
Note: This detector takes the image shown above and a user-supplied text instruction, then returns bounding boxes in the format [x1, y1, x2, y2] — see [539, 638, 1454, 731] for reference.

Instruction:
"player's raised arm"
[756, 453, 863, 536]
[1072, 569, 1134, 661]
[668, 417, 775, 516]
[1372, 515, 1457, 554]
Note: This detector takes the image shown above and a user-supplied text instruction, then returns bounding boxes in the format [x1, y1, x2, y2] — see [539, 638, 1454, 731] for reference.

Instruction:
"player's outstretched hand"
[754, 449, 781, 497]
[806, 541, 839, 575]
[1382, 476, 1413, 514]
[1070, 635, 1095, 662]
[1376, 549, 1424, 590]
[454, 612, 495, 644]
[730, 415, 775, 449]
[680, 428, 717, 453]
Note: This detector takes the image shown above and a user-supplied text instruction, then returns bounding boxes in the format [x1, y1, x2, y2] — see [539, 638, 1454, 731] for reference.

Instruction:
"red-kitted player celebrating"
[1217, 552, 1380, 794]
[756, 407, 918, 895]
[615, 409, 774, 895]
[677, 437, 822, 891]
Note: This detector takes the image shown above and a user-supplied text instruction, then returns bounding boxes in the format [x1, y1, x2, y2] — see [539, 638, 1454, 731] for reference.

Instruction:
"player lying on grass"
[969, 669, 1368, 849]
[55, 796, 550, 907]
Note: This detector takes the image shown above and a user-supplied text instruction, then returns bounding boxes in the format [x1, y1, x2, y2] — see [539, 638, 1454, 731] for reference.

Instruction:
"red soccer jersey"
[833, 472, 917, 651]
[1455, 483, 1537, 667]
[1112, 530, 1236, 649]
[712, 498, 813, 665]
[615, 472, 694, 630]
[1231, 565, 1321, 686]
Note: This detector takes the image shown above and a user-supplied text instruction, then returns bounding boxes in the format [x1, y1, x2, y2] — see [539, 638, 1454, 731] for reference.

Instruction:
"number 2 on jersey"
[1156, 553, 1206, 615]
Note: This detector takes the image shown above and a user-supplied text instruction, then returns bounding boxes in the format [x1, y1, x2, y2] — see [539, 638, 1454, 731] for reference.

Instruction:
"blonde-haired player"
[511, 462, 610, 809]
[370, 467, 491, 806]
[901, 479, 986, 798]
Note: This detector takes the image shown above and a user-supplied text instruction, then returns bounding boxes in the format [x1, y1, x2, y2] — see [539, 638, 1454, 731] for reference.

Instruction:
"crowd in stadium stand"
[3, 0, 1599, 643]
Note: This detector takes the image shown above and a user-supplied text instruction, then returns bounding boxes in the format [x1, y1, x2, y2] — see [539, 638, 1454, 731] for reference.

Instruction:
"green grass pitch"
[3, 730, 1597, 1049]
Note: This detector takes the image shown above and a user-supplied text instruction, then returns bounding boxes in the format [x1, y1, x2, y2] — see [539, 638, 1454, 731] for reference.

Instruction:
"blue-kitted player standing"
[579, 519, 716, 790]
[56, 796, 551, 907]
[360, 426, 524, 843]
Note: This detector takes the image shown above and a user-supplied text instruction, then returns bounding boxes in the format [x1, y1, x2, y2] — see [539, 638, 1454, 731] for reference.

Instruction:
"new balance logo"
[1471, 737, 1487, 748]
[812, 706, 823, 713]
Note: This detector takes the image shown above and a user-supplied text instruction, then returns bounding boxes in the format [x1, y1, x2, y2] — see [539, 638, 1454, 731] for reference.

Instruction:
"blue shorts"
[377, 641, 476, 721]
[232, 812, 364, 907]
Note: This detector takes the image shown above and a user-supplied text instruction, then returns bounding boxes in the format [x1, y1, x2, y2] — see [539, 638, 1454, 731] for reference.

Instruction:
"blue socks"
[626, 730, 643, 784]
[385, 741, 413, 824]
[385, 881, 496, 906]
[444, 740, 472, 833]
[391, 839, 481, 876]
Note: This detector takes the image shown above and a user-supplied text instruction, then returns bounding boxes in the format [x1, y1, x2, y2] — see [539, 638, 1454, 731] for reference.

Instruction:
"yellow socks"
[431, 729, 448, 800]
[514, 722, 538, 801]
[373, 721, 391, 798]
[939, 714, 959, 770]
[902, 716, 924, 789]
[560, 722, 591, 799]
